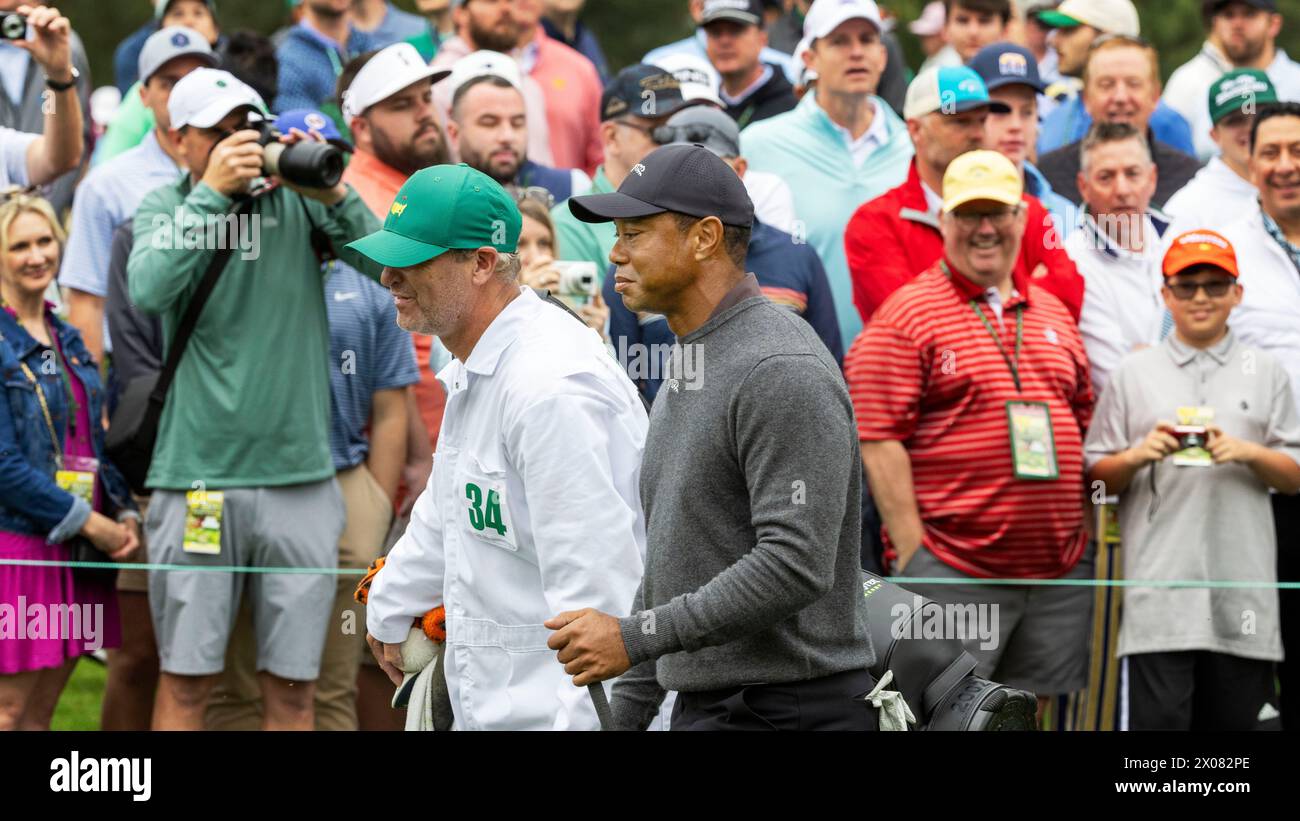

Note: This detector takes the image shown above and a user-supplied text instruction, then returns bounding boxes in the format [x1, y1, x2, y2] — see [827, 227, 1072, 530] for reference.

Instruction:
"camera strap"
[295, 192, 338, 265]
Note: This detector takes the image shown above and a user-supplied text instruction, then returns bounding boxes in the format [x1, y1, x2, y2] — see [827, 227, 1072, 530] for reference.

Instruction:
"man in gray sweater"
[546, 143, 873, 730]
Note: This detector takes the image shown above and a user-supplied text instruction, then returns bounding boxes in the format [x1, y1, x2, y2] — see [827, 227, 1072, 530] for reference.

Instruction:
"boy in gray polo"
[1085, 229, 1300, 731]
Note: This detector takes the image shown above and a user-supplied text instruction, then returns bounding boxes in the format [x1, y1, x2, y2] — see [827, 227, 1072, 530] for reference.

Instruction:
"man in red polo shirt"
[846, 150, 1094, 713]
[844, 65, 1083, 324]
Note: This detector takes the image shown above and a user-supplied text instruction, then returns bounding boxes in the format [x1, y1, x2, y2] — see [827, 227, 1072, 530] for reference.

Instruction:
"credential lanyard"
[941, 260, 1025, 392]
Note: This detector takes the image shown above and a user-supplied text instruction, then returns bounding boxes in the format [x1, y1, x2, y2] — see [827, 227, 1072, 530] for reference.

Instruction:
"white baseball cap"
[1038, 0, 1140, 38]
[341, 42, 451, 120]
[446, 50, 524, 100]
[803, 0, 883, 41]
[167, 68, 267, 130]
[650, 53, 724, 108]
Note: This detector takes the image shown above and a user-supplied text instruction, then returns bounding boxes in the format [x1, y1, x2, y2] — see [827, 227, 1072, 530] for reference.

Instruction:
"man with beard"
[445, 52, 590, 203]
[1165, 1, 1300, 161]
[276, 0, 376, 111]
[431, 0, 554, 167]
[1221, 102, 1300, 731]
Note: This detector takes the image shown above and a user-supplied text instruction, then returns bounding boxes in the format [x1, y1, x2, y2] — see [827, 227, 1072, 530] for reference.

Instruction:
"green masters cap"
[345, 164, 522, 268]
[1208, 69, 1278, 125]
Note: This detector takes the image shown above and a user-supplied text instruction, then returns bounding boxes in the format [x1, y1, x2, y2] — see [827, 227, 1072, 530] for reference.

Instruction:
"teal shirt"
[127, 179, 383, 489]
[551, 165, 615, 281]
[741, 92, 914, 345]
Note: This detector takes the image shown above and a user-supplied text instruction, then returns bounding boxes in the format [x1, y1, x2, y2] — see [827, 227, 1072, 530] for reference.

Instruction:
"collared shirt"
[1261, 207, 1300, 272]
[708, 272, 763, 319]
[921, 180, 942, 218]
[365, 287, 649, 730]
[984, 285, 1021, 328]
[0, 125, 36, 189]
[720, 65, 774, 108]
[824, 97, 889, 168]
[845, 259, 1094, 579]
[1085, 331, 1300, 660]
[1068, 212, 1172, 395]
[341, 148, 410, 220]
[0, 41, 29, 105]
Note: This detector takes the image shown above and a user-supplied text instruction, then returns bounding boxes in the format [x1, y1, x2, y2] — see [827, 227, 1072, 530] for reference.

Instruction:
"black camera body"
[0, 12, 27, 41]
[245, 115, 344, 190]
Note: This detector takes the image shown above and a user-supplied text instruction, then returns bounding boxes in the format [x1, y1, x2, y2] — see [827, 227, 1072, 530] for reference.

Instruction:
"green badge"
[465, 482, 508, 537]
[1006, 401, 1059, 480]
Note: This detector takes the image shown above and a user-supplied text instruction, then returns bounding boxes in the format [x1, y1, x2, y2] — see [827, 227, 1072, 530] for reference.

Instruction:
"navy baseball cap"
[601, 64, 694, 122]
[701, 0, 764, 27]
[970, 42, 1047, 94]
[568, 143, 754, 228]
[274, 109, 353, 152]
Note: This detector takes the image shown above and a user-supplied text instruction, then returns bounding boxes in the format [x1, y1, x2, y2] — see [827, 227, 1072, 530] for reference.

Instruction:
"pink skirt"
[0, 531, 122, 675]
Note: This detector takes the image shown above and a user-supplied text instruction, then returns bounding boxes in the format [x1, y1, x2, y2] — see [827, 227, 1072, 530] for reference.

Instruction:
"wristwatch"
[44, 66, 79, 92]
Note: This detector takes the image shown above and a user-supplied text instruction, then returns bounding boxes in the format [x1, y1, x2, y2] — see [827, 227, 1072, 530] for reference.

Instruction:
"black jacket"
[1037, 131, 1204, 209]
[724, 64, 797, 129]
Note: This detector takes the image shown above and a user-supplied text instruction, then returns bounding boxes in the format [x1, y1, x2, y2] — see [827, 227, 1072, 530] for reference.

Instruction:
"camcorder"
[551, 261, 598, 310]
[0, 12, 27, 40]
[228, 113, 345, 190]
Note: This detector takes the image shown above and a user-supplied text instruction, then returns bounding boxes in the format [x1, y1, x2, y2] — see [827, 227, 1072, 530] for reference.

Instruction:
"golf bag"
[862, 572, 1038, 730]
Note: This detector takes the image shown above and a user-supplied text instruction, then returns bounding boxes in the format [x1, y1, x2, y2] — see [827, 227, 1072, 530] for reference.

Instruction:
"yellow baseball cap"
[941, 150, 1023, 214]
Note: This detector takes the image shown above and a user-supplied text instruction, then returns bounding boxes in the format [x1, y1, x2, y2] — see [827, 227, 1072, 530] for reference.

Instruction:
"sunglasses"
[651, 123, 734, 152]
[1166, 279, 1235, 300]
[949, 205, 1022, 228]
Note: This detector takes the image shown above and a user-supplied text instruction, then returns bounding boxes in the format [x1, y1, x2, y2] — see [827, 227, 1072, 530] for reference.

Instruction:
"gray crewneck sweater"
[611, 292, 872, 730]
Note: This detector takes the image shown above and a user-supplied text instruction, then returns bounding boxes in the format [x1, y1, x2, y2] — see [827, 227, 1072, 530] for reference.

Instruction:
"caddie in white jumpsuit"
[346, 164, 649, 730]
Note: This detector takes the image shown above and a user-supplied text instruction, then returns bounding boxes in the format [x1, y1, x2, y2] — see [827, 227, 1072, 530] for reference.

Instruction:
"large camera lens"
[263, 141, 344, 189]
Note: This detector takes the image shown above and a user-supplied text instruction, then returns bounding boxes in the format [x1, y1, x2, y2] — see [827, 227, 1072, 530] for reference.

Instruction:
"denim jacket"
[0, 305, 135, 541]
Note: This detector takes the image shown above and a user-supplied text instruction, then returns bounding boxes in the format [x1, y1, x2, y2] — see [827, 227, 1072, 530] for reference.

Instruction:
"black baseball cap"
[701, 0, 764, 27]
[568, 143, 755, 228]
[970, 42, 1047, 94]
[601, 64, 693, 122]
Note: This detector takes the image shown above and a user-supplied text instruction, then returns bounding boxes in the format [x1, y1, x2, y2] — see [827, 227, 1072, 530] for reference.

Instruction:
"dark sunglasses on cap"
[651, 123, 735, 152]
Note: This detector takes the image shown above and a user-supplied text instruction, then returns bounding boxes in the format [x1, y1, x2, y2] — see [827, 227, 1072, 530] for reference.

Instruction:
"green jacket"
[551, 165, 615, 281]
[128, 178, 382, 489]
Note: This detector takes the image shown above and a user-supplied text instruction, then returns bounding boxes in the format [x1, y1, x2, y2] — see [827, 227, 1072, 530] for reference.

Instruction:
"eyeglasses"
[651, 123, 735, 153]
[510, 185, 555, 210]
[949, 206, 1022, 228]
[1166, 279, 1235, 300]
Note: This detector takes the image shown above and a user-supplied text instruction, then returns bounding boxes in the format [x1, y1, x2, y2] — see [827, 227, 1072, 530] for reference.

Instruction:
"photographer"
[126, 68, 383, 731]
[1086, 230, 1300, 730]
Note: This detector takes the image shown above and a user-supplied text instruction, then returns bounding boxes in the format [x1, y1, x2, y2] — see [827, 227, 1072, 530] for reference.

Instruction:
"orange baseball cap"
[1162, 229, 1240, 279]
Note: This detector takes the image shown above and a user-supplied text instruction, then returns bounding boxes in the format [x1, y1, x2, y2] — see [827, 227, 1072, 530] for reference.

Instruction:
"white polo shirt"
[1067, 214, 1173, 396]
[366, 287, 650, 731]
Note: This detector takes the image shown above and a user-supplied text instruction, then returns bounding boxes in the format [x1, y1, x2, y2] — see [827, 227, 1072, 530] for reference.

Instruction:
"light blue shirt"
[0, 126, 36, 189]
[645, 29, 799, 85]
[741, 91, 914, 345]
[59, 130, 183, 350]
[0, 40, 30, 105]
[366, 1, 430, 48]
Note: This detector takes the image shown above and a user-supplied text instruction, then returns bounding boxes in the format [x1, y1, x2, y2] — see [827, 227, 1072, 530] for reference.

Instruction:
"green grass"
[50, 657, 105, 731]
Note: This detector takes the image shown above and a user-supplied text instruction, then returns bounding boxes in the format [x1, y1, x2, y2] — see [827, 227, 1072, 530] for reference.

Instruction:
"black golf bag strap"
[922, 650, 979, 717]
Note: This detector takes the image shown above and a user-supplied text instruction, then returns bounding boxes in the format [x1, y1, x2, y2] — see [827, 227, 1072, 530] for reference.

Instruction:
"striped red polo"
[846, 259, 1095, 579]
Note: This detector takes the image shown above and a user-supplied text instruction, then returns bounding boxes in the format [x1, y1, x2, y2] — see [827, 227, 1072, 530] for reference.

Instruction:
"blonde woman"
[0, 191, 138, 729]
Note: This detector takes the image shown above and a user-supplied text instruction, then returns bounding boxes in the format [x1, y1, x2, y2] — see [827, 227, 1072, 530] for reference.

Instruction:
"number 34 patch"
[465, 482, 511, 543]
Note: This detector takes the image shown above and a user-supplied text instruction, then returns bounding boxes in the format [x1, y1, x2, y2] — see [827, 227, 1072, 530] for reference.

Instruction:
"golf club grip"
[588, 682, 613, 731]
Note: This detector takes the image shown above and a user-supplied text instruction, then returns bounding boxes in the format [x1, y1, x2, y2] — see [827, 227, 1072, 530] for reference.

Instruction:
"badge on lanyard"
[1006, 401, 1059, 480]
[55, 455, 99, 504]
[183, 490, 224, 555]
